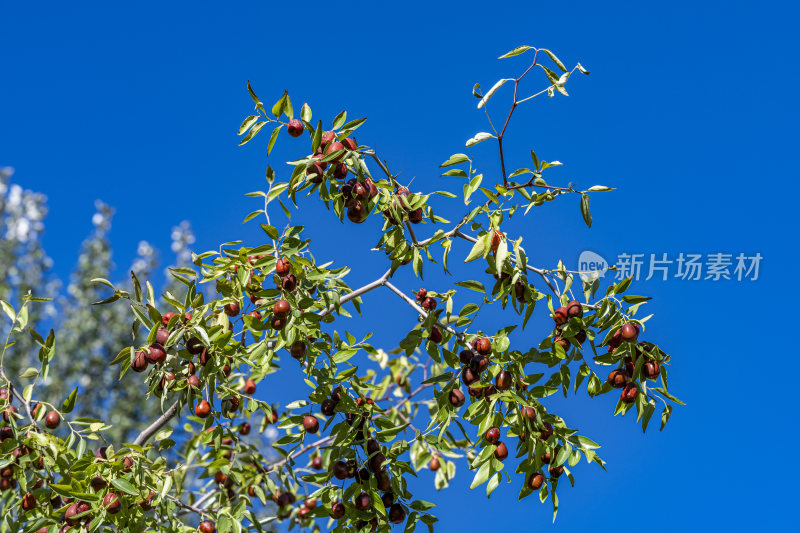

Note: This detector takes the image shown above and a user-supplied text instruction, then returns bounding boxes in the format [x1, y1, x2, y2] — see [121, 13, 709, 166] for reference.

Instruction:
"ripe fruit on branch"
[367, 439, 381, 455]
[553, 335, 570, 351]
[186, 337, 204, 356]
[566, 300, 583, 319]
[428, 326, 443, 344]
[521, 406, 537, 422]
[320, 130, 336, 148]
[306, 161, 326, 183]
[194, 400, 211, 418]
[146, 344, 166, 364]
[132, 351, 148, 372]
[303, 415, 319, 434]
[461, 367, 479, 386]
[621, 323, 639, 342]
[354, 492, 371, 511]
[574, 329, 587, 345]
[429, 456, 440, 471]
[495, 370, 512, 390]
[289, 341, 306, 360]
[330, 501, 346, 519]
[528, 472, 545, 490]
[103, 492, 121, 514]
[470, 355, 489, 373]
[341, 137, 358, 151]
[275, 258, 291, 277]
[240, 422, 251, 435]
[514, 280, 526, 302]
[621, 383, 639, 404]
[421, 297, 437, 311]
[408, 208, 423, 224]
[21, 492, 36, 511]
[271, 316, 287, 330]
[161, 312, 177, 327]
[311, 456, 323, 470]
[538, 422, 554, 440]
[187, 375, 201, 389]
[549, 465, 564, 478]
[459, 350, 473, 365]
[273, 300, 290, 317]
[553, 307, 568, 326]
[244, 379, 256, 395]
[321, 398, 337, 416]
[333, 163, 348, 180]
[355, 467, 370, 484]
[643, 360, 660, 380]
[607, 369, 629, 389]
[333, 461, 349, 480]
[199, 521, 216, 533]
[389, 503, 406, 524]
[475, 337, 492, 355]
[347, 202, 367, 224]
[65, 503, 80, 526]
[369, 452, 385, 473]
[325, 141, 346, 162]
[286, 119, 304, 137]
[541, 452, 552, 464]
[156, 328, 170, 345]
[416, 288, 427, 302]
[485, 427, 500, 444]
[490, 230, 503, 253]
[224, 302, 240, 317]
[494, 442, 509, 461]
[44, 411, 60, 430]
[449, 389, 465, 407]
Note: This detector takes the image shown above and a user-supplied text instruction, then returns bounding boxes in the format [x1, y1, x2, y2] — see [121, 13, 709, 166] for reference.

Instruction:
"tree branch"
[317, 268, 393, 319]
[133, 400, 180, 446]
[383, 281, 465, 340]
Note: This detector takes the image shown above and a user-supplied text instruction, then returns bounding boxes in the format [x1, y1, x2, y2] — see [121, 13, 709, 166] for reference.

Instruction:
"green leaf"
[464, 238, 486, 263]
[540, 48, 567, 72]
[580, 193, 592, 228]
[440, 154, 470, 168]
[62, 387, 78, 414]
[478, 78, 512, 109]
[332, 110, 347, 130]
[271, 90, 288, 118]
[495, 238, 508, 274]
[465, 132, 495, 147]
[498, 45, 534, 59]
[470, 461, 492, 489]
[653, 387, 686, 405]
[300, 103, 312, 122]
[266, 125, 281, 155]
[238, 121, 267, 146]
[455, 280, 486, 293]
[0, 300, 14, 323]
[111, 478, 139, 496]
[238, 115, 259, 136]
[409, 500, 436, 511]
[421, 373, 453, 385]
[587, 185, 614, 192]
[246, 81, 260, 104]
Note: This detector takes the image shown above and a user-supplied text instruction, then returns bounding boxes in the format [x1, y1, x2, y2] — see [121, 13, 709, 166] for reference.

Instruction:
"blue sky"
[2, 1, 798, 530]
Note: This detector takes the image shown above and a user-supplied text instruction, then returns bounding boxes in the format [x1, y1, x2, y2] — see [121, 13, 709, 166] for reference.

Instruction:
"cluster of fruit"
[605, 324, 661, 403]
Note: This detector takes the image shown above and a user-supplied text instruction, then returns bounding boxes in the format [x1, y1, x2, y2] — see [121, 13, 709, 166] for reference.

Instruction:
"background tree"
[0, 45, 681, 533]
[0, 171, 200, 443]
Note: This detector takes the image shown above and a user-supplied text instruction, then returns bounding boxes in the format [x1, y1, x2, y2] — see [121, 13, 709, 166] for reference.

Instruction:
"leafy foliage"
[0, 46, 680, 533]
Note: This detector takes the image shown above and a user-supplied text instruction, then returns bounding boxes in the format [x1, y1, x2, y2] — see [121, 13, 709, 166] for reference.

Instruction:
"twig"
[0, 367, 38, 429]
